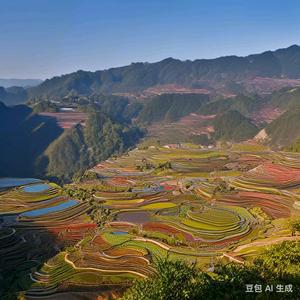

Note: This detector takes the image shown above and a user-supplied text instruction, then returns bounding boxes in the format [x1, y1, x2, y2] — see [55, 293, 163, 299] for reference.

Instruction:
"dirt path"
[222, 253, 245, 264]
[233, 235, 300, 253]
[133, 237, 171, 250]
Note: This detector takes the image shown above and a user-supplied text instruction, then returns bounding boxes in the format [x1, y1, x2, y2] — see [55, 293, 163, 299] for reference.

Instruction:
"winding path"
[233, 235, 300, 253]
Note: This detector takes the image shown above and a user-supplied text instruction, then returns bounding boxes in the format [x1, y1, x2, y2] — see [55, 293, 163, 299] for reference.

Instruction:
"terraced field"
[1, 142, 300, 299]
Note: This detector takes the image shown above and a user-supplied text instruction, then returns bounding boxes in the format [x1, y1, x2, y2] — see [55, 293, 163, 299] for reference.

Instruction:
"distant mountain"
[28, 45, 300, 98]
[0, 86, 28, 106]
[2, 45, 300, 181]
[0, 78, 42, 88]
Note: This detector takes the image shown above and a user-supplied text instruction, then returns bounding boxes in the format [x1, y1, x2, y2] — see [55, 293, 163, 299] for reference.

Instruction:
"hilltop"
[28, 45, 300, 98]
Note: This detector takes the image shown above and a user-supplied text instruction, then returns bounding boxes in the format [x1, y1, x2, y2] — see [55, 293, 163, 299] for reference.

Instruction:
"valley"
[1, 143, 300, 299]
[2, 1, 300, 298]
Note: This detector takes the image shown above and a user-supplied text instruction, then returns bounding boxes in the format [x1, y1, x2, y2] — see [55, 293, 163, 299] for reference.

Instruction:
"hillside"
[267, 86, 300, 109]
[0, 102, 63, 177]
[137, 93, 209, 123]
[200, 94, 262, 116]
[28, 45, 300, 98]
[0, 102, 143, 181]
[42, 112, 143, 181]
[266, 104, 300, 146]
[212, 110, 259, 142]
[286, 139, 300, 152]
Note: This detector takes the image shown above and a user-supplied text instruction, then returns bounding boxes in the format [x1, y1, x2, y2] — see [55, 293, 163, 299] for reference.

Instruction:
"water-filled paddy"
[20, 199, 79, 217]
[23, 183, 50, 193]
[112, 231, 128, 235]
[0, 178, 41, 188]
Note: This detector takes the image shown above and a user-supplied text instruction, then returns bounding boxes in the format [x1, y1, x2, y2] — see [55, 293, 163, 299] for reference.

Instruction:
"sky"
[0, 0, 299, 79]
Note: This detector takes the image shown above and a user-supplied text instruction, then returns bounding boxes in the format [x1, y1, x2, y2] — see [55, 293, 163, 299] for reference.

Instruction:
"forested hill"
[138, 93, 209, 123]
[0, 101, 143, 182]
[28, 45, 300, 98]
[212, 110, 259, 142]
[266, 103, 300, 146]
[41, 111, 143, 182]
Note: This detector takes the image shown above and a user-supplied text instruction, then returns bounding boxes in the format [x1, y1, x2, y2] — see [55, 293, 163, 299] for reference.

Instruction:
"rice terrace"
[2, 2, 300, 298]
[1, 142, 300, 298]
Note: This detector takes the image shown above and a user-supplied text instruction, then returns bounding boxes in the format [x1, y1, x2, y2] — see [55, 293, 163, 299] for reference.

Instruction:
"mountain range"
[27, 45, 300, 98]
[1, 45, 300, 181]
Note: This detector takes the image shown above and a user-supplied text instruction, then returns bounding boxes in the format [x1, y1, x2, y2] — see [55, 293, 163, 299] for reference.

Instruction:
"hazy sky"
[1, 0, 299, 79]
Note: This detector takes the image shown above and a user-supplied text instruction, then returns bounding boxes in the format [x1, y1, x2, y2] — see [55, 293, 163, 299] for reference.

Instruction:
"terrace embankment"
[1, 142, 300, 298]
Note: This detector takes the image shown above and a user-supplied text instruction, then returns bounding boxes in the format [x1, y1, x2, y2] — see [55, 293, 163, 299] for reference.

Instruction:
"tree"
[121, 241, 300, 299]
[121, 258, 210, 300]
[288, 218, 300, 236]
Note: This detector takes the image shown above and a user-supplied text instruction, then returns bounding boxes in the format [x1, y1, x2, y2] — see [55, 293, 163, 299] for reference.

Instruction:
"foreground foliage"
[121, 241, 300, 300]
